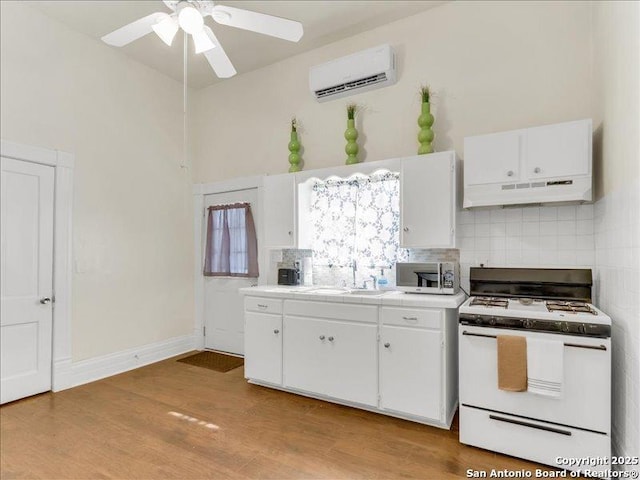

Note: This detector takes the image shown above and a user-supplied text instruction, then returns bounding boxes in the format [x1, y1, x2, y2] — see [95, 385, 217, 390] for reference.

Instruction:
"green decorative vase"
[417, 101, 435, 154]
[345, 118, 359, 165]
[288, 131, 302, 173]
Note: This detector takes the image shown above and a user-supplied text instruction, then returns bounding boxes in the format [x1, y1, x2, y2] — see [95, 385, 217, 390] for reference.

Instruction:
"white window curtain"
[310, 172, 406, 267]
[204, 203, 259, 277]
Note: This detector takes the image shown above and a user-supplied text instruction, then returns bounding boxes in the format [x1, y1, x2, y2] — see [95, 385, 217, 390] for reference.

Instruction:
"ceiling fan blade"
[203, 27, 237, 78]
[102, 12, 168, 47]
[210, 5, 303, 42]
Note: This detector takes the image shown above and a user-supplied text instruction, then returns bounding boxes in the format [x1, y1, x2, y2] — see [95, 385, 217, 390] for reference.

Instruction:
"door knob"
[534, 167, 541, 174]
[403, 227, 409, 232]
[319, 335, 325, 340]
[328, 336, 334, 342]
[40, 297, 51, 305]
[507, 170, 514, 177]
[384, 343, 391, 348]
[273, 329, 279, 334]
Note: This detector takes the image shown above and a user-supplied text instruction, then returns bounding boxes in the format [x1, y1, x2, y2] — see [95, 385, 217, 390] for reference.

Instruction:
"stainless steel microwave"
[396, 262, 459, 295]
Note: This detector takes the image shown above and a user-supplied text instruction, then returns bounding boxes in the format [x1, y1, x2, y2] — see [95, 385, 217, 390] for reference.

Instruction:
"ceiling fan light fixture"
[192, 29, 215, 54]
[152, 15, 179, 46]
[178, 5, 204, 34]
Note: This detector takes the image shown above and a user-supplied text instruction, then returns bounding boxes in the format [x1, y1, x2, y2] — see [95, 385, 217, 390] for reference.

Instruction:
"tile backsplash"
[273, 204, 595, 293]
[457, 204, 595, 293]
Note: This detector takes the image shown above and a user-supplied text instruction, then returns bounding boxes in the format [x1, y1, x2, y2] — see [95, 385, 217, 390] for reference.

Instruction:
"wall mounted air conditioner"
[309, 44, 396, 102]
[463, 119, 593, 208]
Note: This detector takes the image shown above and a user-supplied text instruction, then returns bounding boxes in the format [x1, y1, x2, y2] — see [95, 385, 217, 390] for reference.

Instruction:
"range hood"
[463, 119, 593, 208]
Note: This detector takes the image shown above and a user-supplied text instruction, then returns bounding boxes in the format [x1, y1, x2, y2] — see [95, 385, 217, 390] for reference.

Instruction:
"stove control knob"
[578, 324, 586, 334]
[489, 317, 497, 326]
[561, 322, 569, 333]
[475, 316, 483, 325]
[524, 319, 535, 329]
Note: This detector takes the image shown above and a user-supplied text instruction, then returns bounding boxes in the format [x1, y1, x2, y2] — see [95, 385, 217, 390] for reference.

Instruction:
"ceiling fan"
[101, 0, 304, 79]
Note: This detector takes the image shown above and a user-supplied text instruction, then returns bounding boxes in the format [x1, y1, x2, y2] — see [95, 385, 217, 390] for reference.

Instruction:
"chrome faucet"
[363, 275, 378, 290]
[351, 260, 357, 288]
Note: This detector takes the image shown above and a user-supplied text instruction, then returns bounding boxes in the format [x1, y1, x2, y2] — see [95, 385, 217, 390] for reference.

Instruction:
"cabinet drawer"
[459, 405, 610, 472]
[244, 297, 283, 315]
[284, 300, 377, 324]
[381, 307, 442, 329]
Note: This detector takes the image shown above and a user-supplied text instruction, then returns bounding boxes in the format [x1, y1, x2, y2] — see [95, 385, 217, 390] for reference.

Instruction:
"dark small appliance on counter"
[278, 267, 300, 286]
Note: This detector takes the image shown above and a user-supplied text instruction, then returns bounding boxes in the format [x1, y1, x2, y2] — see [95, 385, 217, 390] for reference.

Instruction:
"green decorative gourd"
[288, 118, 302, 172]
[345, 104, 360, 165]
[418, 86, 435, 154]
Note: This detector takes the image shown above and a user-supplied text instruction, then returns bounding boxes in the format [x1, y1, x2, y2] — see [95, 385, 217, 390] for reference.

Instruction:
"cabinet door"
[263, 174, 296, 248]
[464, 130, 522, 185]
[525, 119, 591, 180]
[379, 325, 442, 420]
[244, 312, 282, 385]
[325, 321, 378, 406]
[282, 316, 330, 395]
[400, 152, 455, 248]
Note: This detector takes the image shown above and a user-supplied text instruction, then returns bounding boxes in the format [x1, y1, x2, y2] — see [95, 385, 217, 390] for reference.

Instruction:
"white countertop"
[239, 285, 467, 309]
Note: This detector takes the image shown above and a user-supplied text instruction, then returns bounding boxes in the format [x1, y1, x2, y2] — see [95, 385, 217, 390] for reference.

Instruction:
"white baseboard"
[69, 334, 197, 388]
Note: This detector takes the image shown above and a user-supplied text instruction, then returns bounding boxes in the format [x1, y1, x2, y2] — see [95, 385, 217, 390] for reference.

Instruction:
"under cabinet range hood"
[463, 119, 593, 208]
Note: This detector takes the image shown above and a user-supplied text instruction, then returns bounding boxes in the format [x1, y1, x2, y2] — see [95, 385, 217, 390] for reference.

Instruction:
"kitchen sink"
[308, 287, 350, 295]
[348, 289, 385, 296]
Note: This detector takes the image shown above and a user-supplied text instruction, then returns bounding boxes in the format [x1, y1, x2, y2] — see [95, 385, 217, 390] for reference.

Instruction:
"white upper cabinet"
[400, 152, 456, 248]
[525, 120, 591, 180]
[464, 130, 522, 185]
[262, 173, 296, 248]
[463, 119, 593, 208]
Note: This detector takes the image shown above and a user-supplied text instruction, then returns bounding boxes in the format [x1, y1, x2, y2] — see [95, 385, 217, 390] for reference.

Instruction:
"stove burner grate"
[546, 300, 598, 315]
[469, 297, 509, 309]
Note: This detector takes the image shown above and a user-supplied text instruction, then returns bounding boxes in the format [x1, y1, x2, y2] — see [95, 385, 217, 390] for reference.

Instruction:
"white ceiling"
[28, 0, 445, 89]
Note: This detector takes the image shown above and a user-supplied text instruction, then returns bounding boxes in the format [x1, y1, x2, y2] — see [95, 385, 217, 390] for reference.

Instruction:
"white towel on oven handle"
[526, 337, 564, 398]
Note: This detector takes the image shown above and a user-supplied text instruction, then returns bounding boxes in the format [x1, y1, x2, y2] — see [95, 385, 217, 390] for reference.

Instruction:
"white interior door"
[1, 157, 54, 404]
[203, 188, 259, 355]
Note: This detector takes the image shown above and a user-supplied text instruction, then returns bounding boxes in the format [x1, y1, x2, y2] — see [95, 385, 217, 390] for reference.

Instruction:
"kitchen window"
[309, 172, 407, 268]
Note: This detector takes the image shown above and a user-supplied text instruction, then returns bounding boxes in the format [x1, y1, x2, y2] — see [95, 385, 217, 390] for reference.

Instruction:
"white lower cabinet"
[379, 325, 442, 420]
[283, 316, 377, 406]
[243, 296, 458, 429]
[244, 311, 282, 385]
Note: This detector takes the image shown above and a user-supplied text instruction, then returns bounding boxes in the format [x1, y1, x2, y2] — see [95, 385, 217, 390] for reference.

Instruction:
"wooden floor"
[1, 353, 552, 479]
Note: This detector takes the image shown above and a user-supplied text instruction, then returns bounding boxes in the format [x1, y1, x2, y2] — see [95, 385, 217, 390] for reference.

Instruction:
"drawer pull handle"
[257, 304, 268, 309]
[328, 336, 334, 342]
[488, 414, 571, 436]
[384, 342, 391, 348]
[461, 331, 607, 351]
[273, 329, 279, 334]
[319, 335, 325, 340]
[402, 316, 418, 321]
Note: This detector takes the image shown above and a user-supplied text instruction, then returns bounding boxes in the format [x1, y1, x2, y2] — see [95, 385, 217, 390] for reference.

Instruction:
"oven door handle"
[489, 414, 572, 436]
[461, 331, 607, 351]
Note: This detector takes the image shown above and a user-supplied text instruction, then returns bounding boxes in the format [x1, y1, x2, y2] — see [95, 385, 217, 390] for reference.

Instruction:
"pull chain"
[181, 31, 188, 170]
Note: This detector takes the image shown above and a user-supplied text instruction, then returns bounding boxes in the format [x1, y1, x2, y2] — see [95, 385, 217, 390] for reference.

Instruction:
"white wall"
[192, 1, 594, 183]
[0, 2, 195, 361]
[592, 1, 640, 461]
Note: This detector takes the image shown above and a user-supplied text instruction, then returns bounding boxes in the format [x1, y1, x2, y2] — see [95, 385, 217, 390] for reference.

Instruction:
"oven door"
[459, 324, 610, 434]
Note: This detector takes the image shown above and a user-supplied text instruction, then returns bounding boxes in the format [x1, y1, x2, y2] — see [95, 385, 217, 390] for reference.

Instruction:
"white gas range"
[458, 268, 611, 473]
